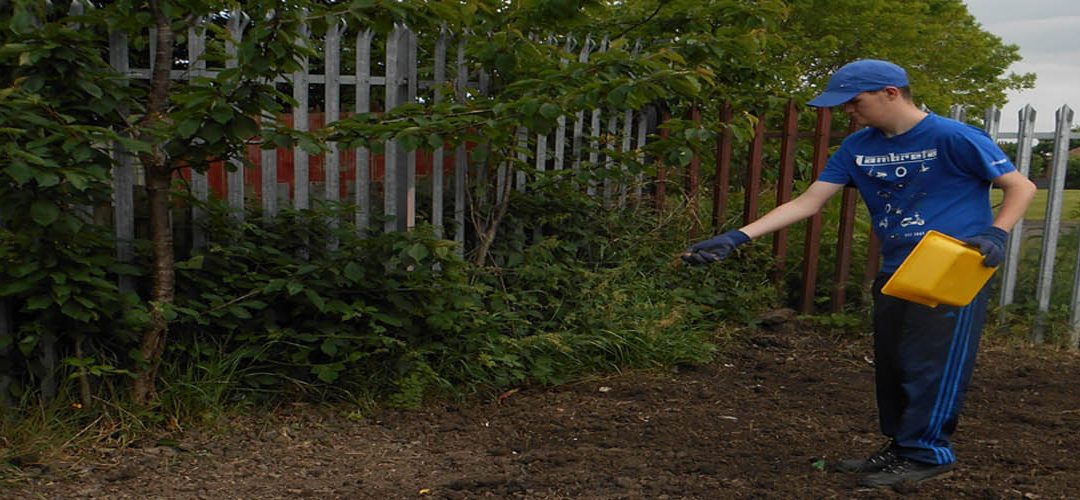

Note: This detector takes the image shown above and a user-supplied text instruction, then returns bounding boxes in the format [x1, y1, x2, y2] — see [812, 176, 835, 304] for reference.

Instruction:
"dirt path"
[7, 325, 1080, 499]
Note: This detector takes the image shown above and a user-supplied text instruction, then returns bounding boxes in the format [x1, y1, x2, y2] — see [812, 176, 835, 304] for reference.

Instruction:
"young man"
[683, 59, 1036, 488]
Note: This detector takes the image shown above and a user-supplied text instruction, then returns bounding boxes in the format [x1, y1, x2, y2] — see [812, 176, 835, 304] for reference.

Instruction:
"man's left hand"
[963, 227, 1008, 267]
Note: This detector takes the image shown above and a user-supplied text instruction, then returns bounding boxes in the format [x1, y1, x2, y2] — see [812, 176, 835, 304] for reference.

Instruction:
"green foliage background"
[0, 0, 1040, 458]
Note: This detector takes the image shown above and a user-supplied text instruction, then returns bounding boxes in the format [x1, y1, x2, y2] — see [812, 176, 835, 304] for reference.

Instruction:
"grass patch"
[991, 188, 1080, 221]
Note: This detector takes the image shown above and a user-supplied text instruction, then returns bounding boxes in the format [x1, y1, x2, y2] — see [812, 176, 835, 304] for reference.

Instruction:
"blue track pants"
[871, 275, 989, 465]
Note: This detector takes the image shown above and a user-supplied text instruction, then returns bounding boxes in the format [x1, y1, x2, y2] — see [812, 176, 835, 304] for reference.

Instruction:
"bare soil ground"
[6, 322, 1080, 499]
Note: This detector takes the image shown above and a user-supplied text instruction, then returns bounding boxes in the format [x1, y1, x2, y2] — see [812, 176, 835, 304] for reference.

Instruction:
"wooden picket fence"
[3, 10, 1079, 347]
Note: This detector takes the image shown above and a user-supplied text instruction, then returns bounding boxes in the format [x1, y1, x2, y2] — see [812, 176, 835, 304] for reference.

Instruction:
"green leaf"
[26, 294, 53, 311]
[116, 137, 152, 153]
[63, 170, 90, 191]
[63, 356, 96, 369]
[52, 283, 72, 302]
[470, 143, 489, 164]
[231, 115, 259, 138]
[176, 255, 205, 270]
[520, 99, 539, 117]
[18, 335, 38, 356]
[177, 119, 200, 138]
[61, 300, 94, 321]
[539, 103, 561, 119]
[152, 303, 176, 322]
[77, 80, 103, 99]
[285, 281, 304, 296]
[0, 280, 35, 296]
[405, 243, 429, 262]
[312, 364, 340, 383]
[5, 161, 34, 185]
[34, 171, 60, 187]
[200, 122, 225, 144]
[343, 262, 364, 283]
[30, 200, 60, 226]
[304, 289, 327, 312]
[264, 279, 286, 293]
[10, 6, 36, 35]
[427, 133, 444, 149]
[227, 305, 252, 319]
[399, 134, 422, 152]
[9, 262, 38, 279]
[210, 105, 234, 124]
[320, 340, 339, 357]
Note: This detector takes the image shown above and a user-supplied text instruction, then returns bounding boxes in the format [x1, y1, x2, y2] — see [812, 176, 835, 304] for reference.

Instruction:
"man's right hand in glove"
[681, 230, 751, 265]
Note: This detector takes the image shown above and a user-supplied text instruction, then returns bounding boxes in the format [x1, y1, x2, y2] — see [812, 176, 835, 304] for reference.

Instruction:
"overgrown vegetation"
[0, 0, 1047, 469]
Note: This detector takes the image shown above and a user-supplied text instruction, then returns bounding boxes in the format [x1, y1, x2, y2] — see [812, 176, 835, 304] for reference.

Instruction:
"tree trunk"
[470, 162, 513, 267]
[131, 3, 175, 406]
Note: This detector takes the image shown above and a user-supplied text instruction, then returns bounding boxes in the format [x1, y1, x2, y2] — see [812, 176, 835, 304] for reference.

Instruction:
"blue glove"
[682, 230, 751, 265]
[963, 226, 1008, 267]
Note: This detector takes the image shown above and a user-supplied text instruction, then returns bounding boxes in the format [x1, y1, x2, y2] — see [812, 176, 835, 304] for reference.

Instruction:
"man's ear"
[882, 86, 902, 100]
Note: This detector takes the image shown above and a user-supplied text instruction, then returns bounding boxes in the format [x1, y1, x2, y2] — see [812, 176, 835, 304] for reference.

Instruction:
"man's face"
[842, 89, 890, 128]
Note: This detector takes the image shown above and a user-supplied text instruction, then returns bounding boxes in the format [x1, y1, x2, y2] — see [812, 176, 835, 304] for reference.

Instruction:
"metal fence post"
[1032, 105, 1074, 343]
[949, 103, 967, 122]
[999, 105, 1037, 315]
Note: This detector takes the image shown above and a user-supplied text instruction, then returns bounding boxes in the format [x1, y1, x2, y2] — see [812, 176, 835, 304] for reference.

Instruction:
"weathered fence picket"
[108, 30, 135, 293]
[687, 106, 701, 237]
[832, 117, 862, 312]
[432, 28, 448, 240]
[453, 38, 467, 254]
[324, 20, 342, 207]
[800, 107, 833, 314]
[572, 37, 592, 174]
[634, 108, 648, 203]
[355, 29, 374, 235]
[225, 11, 246, 221]
[188, 23, 209, 249]
[742, 114, 765, 225]
[711, 102, 734, 232]
[772, 99, 799, 277]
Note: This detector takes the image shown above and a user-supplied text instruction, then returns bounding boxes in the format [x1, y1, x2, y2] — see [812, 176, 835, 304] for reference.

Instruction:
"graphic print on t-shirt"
[855, 148, 938, 240]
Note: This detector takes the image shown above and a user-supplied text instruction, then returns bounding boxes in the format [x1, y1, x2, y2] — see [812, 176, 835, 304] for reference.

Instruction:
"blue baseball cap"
[807, 59, 909, 108]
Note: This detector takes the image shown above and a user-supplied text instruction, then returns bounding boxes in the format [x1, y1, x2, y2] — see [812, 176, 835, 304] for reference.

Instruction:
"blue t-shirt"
[818, 113, 1016, 273]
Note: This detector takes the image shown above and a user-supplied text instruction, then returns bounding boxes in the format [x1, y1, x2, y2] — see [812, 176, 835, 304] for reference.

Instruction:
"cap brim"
[807, 90, 859, 108]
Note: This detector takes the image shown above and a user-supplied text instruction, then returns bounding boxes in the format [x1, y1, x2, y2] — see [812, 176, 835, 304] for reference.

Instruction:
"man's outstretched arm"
[684, 181, 844, 264]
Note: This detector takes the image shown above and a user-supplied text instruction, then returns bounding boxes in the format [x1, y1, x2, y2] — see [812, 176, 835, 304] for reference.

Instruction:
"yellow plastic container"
[881, 230, 997, 308]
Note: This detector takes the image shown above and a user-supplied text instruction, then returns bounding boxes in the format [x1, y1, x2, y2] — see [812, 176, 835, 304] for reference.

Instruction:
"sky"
[963, 0, 1080, 132]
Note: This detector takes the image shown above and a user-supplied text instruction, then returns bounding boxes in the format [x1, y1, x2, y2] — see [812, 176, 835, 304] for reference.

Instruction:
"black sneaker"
[831, 440, 898, 473]
[857, 457, 953, 488]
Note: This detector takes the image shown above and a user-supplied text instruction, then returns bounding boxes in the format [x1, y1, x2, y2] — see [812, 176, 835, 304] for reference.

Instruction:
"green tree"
[0, 0, 143, 406]
[92, 0, 324, 404]
[779, 0, 1034, 113]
